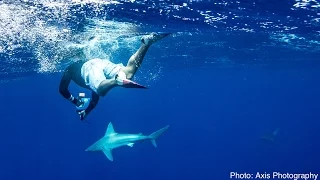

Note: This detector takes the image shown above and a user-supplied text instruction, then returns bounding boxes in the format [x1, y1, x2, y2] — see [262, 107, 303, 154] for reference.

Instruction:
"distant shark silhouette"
[85, 122, 169, 161]
[260, 128, 280, 143]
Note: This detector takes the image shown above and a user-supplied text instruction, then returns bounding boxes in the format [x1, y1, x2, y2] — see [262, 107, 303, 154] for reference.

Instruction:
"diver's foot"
[141, 32, 171, 46]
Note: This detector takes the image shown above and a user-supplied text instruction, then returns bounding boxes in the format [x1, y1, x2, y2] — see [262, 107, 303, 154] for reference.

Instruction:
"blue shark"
[260, 128, 280, 143]
[85, 122, 169, 161]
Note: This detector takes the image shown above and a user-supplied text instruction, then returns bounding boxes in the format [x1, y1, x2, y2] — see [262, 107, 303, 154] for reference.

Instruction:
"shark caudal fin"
[149, 125, 169, 147]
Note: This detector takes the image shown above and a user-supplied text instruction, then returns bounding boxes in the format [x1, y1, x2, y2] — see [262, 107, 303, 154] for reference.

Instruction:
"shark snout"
[85, 147, 94, 152]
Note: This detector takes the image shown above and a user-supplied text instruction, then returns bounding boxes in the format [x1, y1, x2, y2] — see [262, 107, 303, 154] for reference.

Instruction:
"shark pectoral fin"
[102, 149, 114, 161]
[127, 143, 134, 147]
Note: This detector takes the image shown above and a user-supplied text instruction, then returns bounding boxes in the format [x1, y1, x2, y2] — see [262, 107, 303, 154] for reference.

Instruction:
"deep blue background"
[1, 64, 319, 179]
[1, 0, 320, 179]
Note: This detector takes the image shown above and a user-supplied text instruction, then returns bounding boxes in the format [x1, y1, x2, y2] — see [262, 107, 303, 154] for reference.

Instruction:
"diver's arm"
[59, 68, 78, 105]
[79, 91, 99, 120]
[84, 91, 100, 115]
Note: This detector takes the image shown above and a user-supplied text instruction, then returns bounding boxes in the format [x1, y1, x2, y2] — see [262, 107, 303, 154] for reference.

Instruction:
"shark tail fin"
[149, 125, 169, 148]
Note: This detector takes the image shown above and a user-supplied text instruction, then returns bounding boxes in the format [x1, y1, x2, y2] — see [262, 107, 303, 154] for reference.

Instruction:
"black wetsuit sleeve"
[85, 91, 100, 115]
[59, 67, 77, 105]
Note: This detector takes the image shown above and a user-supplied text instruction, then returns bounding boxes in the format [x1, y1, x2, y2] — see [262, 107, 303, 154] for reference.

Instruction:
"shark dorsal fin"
[105, 122, 116, 136]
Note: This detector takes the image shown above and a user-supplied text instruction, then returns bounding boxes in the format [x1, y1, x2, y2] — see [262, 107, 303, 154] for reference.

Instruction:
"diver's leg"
[96, 79, 118, 97]
[121, 33, 171, 79]
[122, 44, 150, 79]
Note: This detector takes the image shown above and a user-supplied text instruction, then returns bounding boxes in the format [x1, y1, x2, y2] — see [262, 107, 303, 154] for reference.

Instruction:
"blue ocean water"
[0, 0, 319, 180]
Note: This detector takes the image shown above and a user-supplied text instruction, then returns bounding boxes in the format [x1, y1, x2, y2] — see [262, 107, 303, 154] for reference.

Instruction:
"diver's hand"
[115, 71, 127, 85]
[75, 97, 91, 111]
[77, 110, 86, 121]
[69, 95, 80, 106]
